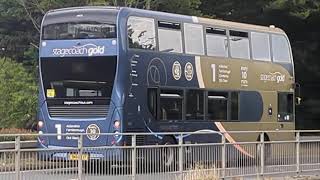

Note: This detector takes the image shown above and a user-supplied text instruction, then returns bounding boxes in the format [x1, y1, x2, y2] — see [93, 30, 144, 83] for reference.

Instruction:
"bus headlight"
[285, 115, 290, 121]
[38, 121, 44, 128]
[114, 120, 120, 129]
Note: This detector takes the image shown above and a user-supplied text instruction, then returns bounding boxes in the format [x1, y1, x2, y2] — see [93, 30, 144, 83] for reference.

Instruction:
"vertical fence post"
[78, 134, 83, 180]
[131, 134, 136, 180]
[178, 134, 183, 179]
[15, 136, 21, 180]
[221, 133, 226, 179]
[260, 132, 265, 177]
[296, 131, 300, 174]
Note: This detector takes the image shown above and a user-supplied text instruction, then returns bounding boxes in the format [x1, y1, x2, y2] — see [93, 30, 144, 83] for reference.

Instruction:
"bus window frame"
[270, 33, 293, 64]
[157, 20, 185, 54]
[205, 26, 229, 58]
[250, 31, 272, 62]
[183, 23, 205, 56]
[126, 16, 158, 52]
[228, 29, 252, 60]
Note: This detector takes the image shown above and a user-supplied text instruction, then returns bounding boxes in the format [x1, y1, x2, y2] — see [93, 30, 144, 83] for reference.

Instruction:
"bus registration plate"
[69, 154, 89, 161]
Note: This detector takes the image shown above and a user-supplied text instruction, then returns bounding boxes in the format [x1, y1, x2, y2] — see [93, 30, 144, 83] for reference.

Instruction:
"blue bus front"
[37, 7, 123, 159]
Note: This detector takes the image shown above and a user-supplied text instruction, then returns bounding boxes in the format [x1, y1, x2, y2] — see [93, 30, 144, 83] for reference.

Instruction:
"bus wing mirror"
[296, 97, 302, 105]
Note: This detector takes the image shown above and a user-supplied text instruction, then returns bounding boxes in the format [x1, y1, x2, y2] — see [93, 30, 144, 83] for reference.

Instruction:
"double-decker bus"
[38, 6, 295, 161]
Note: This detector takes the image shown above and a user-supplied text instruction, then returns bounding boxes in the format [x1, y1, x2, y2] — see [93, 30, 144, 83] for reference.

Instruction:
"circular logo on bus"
[147, 58, 167, 86]
[86, 124, 100, 141]
[184, 62, 194, 81]
[172, 61, 182, 80]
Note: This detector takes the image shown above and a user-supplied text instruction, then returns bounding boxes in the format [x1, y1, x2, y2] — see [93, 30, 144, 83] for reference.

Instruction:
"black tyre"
[161, 136, 177, 171]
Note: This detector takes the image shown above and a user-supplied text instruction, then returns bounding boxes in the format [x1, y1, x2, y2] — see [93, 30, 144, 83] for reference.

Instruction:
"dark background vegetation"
[0, 0, 319, 129]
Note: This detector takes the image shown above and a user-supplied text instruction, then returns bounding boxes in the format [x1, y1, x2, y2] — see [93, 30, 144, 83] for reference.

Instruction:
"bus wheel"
[161, 136, 177, 171]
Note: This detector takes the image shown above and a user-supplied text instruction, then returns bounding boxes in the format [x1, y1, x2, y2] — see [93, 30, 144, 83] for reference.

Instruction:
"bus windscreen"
[41, 56, 117, 99]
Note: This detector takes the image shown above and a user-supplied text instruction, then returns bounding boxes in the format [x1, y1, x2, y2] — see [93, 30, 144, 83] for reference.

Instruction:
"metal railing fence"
[1, 130, 320, 179]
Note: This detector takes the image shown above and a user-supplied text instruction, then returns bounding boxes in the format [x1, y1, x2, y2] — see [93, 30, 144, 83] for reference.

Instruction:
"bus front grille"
[48, 105, 109, 118]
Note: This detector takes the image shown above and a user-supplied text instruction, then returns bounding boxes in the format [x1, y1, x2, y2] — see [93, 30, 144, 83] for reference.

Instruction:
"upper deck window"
[128, 17, 156, 50]
[251, 32, 271, 61]
[230, 30, 250, 59]
[272, 34, 291, 63]
[158, 21, 183, 53]
[206, 28, 228, 57]
[184, 23, 204, 55]
[42, 22, 116, 40]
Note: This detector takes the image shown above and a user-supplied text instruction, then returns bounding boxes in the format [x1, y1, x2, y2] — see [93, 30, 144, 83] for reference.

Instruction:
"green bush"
[0, 58, 37, 128]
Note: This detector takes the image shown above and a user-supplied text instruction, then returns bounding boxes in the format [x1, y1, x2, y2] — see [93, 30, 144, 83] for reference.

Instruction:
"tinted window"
[160, 89, 183, 120]
[278, 93, 293, 121]
[230, 30, 250, 59]
[251, 32, 271, 61]
[128, 17, 156, 50]
[272, 35, 291, 63]
[184, 23, 204, 55]
[231, 92, 239, 120]
[43, 23, 116, 40]
[158, 21, 183, 53]
[207, 92, 228, 121]
[186, 90, 204, 120]
[148, 88, 158, 118]
[206, 28, 228, 57]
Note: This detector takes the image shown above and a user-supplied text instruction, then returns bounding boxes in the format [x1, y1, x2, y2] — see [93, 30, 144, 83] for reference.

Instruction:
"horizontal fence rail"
[0, 130, 320, 179]
[0, 141, 37, 150]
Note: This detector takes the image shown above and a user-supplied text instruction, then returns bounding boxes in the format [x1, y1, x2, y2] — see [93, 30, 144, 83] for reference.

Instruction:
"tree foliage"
[0, 58, 37, 128]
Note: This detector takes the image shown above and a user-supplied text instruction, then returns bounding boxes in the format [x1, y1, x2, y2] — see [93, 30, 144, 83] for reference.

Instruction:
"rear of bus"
[37, 7, 123, 160]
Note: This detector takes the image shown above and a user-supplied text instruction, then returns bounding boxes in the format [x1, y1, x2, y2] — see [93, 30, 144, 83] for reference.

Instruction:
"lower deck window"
[186, 90, 204, 120]
[160, 89, 183, 120]
[146, 88, 240, 122]
[231, 92, 239, 120]
[147, 88, 158, 118]
[207, 92, 228, 120]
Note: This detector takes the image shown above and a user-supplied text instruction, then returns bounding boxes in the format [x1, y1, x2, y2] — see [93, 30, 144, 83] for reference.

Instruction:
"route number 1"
[55, 124, 62, 140]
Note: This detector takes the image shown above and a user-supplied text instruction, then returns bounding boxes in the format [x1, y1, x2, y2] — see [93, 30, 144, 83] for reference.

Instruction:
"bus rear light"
[114, 120, 120, 129]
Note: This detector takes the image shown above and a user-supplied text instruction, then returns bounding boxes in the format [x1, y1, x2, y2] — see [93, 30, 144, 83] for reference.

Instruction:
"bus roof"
[47, 6, 120, 13]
